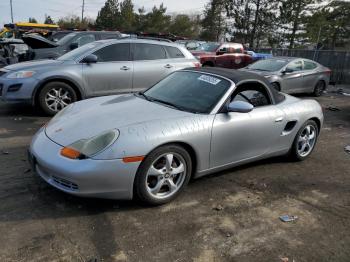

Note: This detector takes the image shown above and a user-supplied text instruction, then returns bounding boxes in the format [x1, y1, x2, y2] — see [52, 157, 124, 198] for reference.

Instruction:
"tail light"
[193, 62, 201, 68]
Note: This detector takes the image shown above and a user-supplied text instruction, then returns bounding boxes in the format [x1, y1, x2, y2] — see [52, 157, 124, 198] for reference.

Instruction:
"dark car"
[22, 31, 122, 60]
[191, 42, 253, 69]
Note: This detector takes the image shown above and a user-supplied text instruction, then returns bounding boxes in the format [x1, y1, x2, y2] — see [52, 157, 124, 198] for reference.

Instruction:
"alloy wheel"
[146, 153, 187, 199]
[45, 87, 72, 112]
[297, 125, 317, 157]
[314, 81, 324, 96]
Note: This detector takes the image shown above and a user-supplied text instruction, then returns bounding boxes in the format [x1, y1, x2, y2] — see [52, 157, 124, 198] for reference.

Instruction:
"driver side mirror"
[227, 101, 254, 113]
[81, 54, 98, 64]
[282, 68, 294, 74]
[69, 42, 79, 50]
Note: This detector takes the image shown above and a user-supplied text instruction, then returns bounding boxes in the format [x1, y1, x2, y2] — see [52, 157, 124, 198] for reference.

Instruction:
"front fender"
[94, 115, 215, 172]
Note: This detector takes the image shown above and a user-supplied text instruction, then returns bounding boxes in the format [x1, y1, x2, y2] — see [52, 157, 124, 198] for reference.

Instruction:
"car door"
[82, 43, 133, 96]
[132, 43, 174, 93]
[302, 60, 319, 92]
[164, 45, 195, 70]
[210, 83, 285, 168]
[280, 59, 304, 93]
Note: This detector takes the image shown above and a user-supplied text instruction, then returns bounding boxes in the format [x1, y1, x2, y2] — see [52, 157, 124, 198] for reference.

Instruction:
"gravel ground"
[0, 91, 349, 262]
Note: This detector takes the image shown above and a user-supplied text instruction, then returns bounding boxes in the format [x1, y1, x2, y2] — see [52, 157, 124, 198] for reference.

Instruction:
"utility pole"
[81, 0, 85, 22]
[10, 0, 14, 23]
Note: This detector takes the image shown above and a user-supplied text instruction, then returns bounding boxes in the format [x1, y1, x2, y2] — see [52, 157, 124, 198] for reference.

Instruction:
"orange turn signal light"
[61, 147, 82, 159]
[122, 156, 145, 163]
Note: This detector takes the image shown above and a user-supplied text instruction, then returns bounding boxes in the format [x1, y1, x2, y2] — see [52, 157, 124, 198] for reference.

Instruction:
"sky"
[0, 0, 210, 26]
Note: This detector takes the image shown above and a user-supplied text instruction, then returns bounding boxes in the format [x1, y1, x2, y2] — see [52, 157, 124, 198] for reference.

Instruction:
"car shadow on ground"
[0, 147, 292, 223]
[0, 102, 45, 117]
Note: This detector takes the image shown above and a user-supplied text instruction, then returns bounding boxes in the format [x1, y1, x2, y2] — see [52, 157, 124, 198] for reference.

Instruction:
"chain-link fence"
[252, 48, 350, 84]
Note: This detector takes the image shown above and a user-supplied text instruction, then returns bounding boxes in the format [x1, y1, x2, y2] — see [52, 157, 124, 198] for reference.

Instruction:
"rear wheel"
[288, 120, 319, 161]
[38, 82, 77, 115]
[313, 81, 325, 97]
[134, 144, 192, 205]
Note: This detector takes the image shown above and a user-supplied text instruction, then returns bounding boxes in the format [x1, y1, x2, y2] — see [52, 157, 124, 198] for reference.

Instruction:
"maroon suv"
[191, 42, 253, 69]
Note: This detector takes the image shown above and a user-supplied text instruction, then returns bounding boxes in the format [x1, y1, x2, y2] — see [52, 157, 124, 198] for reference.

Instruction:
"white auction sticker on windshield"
[198, 75, 221, 85]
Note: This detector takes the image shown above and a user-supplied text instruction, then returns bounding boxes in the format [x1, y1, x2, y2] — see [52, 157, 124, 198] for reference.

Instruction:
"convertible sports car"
[28, 67, 323, 205]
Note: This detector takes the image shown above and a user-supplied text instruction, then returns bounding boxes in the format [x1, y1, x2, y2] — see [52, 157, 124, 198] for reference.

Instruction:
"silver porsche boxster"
[29, 67, 324, 205]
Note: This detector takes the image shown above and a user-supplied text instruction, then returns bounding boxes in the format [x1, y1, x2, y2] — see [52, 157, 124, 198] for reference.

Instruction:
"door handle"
[164, 64, 173, 69]
[120, 66, 130, 71]
[275, 117, 284, 122]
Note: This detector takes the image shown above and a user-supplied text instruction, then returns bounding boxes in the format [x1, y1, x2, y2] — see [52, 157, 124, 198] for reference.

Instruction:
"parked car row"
[0, 36, 330, 116]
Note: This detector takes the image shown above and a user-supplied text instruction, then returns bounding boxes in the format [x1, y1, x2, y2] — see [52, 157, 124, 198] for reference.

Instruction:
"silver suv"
[0, 39, 200, 115]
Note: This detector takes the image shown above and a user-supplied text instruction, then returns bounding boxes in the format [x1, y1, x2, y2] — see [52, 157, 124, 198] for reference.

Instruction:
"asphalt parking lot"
[0, 90, 349, 262]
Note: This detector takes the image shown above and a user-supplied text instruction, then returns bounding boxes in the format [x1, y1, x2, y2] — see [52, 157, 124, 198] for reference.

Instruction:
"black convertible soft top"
[184, 67, 285, 104]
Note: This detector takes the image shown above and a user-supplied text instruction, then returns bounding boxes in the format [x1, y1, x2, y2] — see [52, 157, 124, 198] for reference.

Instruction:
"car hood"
[4, 59, 64, 71]
[22, 34, 58, 49]
[45, 94, 192, 146]
[239, 68, 277, 77]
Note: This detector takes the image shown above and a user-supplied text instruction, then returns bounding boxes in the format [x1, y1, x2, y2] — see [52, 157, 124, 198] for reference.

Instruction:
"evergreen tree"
[119, 0, 135, 31]
[200, 0, 226, 41]
[28, 17, 38, 23]
[95, 0, 120, 30]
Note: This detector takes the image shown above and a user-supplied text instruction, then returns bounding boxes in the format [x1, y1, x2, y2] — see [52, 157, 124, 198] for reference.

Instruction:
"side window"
[92, 43, 130, 62]
[133, 43, 167, 60]
[286, 60, 303, 71]
[304, 60, 317, 70]
[229, 44, 243, 53]
[165, 46, 185, 58]
[218, 45, 229, 53]
[74, 34, 95, 47]
[231, 82, 271, 107]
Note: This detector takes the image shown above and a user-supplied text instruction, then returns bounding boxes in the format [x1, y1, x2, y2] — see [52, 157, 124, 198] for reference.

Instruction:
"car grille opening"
[52, 176, 79, 191]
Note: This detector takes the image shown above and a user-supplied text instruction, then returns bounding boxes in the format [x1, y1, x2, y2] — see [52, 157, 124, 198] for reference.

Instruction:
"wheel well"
[271, 82, 281, 91]
[309, 117, 321, 132]
[34, 79, 82, 106]
[317, 80, 326, 89]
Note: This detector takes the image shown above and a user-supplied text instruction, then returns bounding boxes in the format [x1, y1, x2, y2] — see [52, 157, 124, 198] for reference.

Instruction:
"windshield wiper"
[251, 68, 270, 71]
[135, 92, 151, 101]
[148, 97, 200, 113]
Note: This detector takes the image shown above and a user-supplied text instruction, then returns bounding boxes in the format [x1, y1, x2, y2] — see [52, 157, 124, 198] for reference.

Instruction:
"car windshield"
[246, 59, 289, 71]
[56, 33, 77, 45]
[195, 43, 219, 52]
[142, 71, 231, 114]
[57, 42, 102, 61]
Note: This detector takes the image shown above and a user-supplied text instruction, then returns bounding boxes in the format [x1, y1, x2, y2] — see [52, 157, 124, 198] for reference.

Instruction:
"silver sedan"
[29, 68, 323, 205]
[240, 57, 331, 96]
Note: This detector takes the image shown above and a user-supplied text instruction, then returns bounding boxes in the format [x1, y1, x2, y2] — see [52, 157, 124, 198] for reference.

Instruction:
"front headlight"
[6, 71, 36, 79]
[60, 129, 119, 159]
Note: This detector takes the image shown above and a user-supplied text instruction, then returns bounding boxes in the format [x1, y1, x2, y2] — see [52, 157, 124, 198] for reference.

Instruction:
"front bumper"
[0, 76, 39, 103]
[29, 128, 141, 200]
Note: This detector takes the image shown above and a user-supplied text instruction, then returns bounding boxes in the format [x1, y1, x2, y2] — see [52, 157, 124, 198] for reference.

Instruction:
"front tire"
[289, 120, 319, 161]
[38, 82, 77, 115]
[134, 144, 192, 205]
